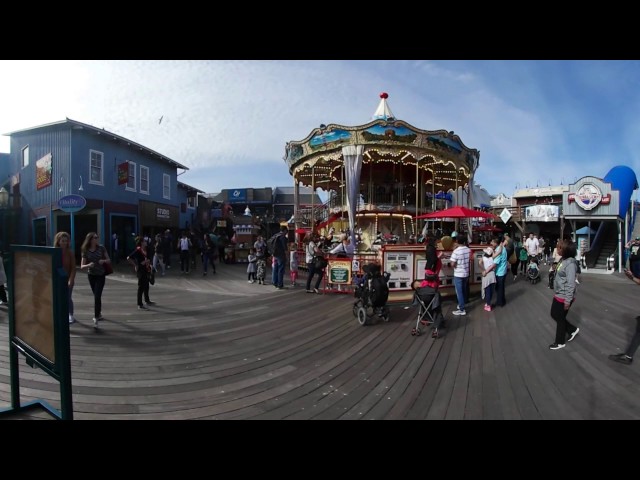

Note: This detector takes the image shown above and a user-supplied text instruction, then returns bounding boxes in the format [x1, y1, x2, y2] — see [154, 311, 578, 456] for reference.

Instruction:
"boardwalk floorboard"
[1, 263, 639, 420]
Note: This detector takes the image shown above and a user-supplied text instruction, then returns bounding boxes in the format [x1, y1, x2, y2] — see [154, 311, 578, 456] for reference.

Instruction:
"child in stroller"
[527, 256, 541, 284]
[352, 264, 391, 326]
[410, 280, 446, 338]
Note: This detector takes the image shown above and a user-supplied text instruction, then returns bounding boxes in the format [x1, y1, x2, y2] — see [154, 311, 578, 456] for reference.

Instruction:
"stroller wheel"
[352, 304, 359, 318]
[357, 307, 368, 326]
[411, 328, 417, 336]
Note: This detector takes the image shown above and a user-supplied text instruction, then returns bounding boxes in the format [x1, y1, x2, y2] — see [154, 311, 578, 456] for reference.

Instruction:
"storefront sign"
[36, 153, 52, 190]
[58, 194, 86, 213]
[228, 189, 247, 203]
[385, 251, 414, 290]
[328, 259, 352, 284]
[217, 220, 227, 227]
[568, 183, 611, 210]
[156, 207, 171, 221]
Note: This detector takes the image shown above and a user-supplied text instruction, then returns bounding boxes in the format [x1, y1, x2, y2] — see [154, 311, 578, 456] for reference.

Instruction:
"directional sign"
[500, 208, 512, 224]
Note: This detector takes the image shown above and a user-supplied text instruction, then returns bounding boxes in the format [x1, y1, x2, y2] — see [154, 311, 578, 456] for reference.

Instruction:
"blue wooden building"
[2, 118, 199, 255]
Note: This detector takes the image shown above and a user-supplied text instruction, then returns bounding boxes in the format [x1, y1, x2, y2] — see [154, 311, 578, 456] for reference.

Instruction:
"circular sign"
[575, 183, 602, 211]
[58, 194, 86, 213]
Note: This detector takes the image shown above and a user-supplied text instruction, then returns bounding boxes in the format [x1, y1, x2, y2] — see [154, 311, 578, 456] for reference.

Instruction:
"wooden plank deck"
[1, 261, 640, 420]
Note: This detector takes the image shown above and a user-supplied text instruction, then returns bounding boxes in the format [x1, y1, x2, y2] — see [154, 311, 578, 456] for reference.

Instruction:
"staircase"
[594, 237, 617, 269]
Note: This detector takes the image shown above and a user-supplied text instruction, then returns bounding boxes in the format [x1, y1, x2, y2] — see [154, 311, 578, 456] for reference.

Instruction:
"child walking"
[247, 248, 257, 283]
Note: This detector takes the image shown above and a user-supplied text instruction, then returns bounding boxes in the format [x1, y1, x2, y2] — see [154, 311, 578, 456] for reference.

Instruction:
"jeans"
[137, 272, 150, 306]
[274, 257, 285, 288]
[551, 297, 577, 344]
[453, 276, 468, 311]
[88, 274, 106, 318]
[484, 283, 494, 306]
[68, 284, 74, 315]
[306, 262, 323, 290]
[495, 274, 506, 306]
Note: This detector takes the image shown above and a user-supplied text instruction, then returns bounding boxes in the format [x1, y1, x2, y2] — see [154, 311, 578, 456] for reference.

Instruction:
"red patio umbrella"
[414, 206, 497, 220]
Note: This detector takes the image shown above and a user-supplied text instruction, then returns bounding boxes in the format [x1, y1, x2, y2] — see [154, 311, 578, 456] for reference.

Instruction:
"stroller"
[527, 257, 541, 284]
[352, 264, 391, 326]
[410, 280, 445, 338]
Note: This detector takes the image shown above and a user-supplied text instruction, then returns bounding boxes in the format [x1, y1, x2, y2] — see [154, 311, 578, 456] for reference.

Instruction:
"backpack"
[267, 233, 283, 257]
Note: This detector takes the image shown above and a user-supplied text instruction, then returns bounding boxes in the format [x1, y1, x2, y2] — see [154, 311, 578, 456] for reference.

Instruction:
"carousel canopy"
[283, 93, 480, 195]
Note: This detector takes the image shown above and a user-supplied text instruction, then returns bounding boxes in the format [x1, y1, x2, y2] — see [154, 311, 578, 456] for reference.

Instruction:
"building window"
[163, 174, 170, 199]
[140, 165, 149, 194]
[89, 150, 104, 185]
[22, 145, 29, 168]
[187, 195, 197, 208]
[126, 161, 137, 191]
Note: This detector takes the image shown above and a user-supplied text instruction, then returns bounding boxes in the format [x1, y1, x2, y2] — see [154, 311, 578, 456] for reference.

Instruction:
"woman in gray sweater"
[549, 239, 580, 350]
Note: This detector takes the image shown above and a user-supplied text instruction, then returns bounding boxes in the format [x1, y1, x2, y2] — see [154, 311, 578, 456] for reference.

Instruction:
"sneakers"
[69, 315, 76, 324]
[306, 289, 314, 293]
[452, 309, 466, 316]
[431, 328, 439, 339]
[146, 301, 156, 306]
[608, 353, 633, 365]
[138, 305, 150, 310]
[248, 280, 253, 283]
[92, 317, 99, 328]
[313, 288, 321, 294]
[567, 327, 580, 342]
[483, 305, 492, 312]
[549, 343, 565, 350]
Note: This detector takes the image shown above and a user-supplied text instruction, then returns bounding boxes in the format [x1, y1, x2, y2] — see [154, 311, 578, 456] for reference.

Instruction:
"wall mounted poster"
[384, 251, 414, 290]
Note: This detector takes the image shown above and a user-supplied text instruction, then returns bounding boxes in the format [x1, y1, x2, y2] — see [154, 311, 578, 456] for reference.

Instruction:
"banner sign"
[525, 205, 559, 222]
[117, 162, 129, 185]
[36, 153, 52, 190]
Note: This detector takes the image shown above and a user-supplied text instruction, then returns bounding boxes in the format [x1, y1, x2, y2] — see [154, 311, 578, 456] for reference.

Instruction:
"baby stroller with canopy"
[352, 264, 391, 326]
[527, 257, 541, 284]
[410, 280, 445, 338]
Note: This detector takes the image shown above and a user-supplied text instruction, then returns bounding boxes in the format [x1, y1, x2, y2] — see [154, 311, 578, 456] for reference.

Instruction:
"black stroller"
[352, 264, 391, 326]
[527, 257, 541, 284]
[410, 280, 445, 338]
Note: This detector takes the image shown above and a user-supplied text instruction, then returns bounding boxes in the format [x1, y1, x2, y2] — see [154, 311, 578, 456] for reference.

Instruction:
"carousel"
[284, 93, 481, 249]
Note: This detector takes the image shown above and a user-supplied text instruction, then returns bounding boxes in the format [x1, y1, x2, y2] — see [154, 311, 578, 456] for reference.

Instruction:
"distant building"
[2, 118, 194, 254]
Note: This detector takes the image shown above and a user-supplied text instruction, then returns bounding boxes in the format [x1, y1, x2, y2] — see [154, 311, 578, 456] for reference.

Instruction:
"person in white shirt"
[450, 236, 471, 315]
[525, 233, 539, 263]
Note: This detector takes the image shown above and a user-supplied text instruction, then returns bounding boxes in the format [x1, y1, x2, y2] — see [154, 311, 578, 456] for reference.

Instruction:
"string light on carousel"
[283, 92, 482, 251]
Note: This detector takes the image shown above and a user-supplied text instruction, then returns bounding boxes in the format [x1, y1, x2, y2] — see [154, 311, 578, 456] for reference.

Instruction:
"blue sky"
[1, 60, 639, 198]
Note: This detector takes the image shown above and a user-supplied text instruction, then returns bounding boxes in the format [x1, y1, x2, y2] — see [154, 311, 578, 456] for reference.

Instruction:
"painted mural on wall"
[309, 129, 352, 151]
[35, 153, 52, 190]
[362, 125, 417, 144]
[427, 135, 463, 153]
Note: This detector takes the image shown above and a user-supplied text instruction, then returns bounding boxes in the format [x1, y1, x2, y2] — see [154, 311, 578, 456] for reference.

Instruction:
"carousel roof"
[283, 93, 480, 191]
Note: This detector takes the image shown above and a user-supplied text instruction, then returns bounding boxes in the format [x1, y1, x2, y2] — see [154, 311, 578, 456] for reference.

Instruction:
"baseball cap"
[451, 231, 458, 238]
[483, 247, 494, 256]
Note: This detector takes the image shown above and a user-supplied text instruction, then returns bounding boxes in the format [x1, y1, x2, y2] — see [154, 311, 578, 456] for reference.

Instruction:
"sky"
[1, 60, 640, 199]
